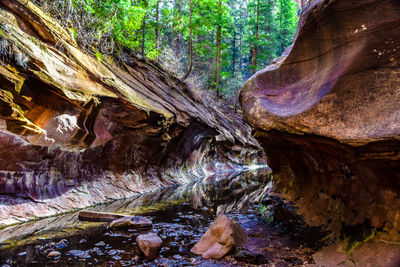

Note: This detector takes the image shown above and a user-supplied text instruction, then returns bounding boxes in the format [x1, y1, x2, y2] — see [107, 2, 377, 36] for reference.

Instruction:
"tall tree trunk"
[155, 1, 160, 52]
[173, 0, 182, 52]
[141, 0, 148, 55]
[182, 0, 193, 81]
[231, 27, 236, 77]
[141, 15, 146, 55]
[252, 0, 259, 74]
[239, 27, 243, 75]
[215, 0, 222, 98]
[279, 0, 283, 55]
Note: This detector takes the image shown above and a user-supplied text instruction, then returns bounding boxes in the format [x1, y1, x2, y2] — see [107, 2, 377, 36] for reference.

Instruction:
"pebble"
[107, 249, 117, 256]
[169, 241, 179, 247]
[44, 248, 55, 254]
[112, 255, 121, 261]
[56, 239, 68, 249]
[66, 250, 89, 258]
[79, 239, 87, 244]
[172, 254, 182, 260]
[160, 247, 170, 253]
[95, 241, 106, 247]
[79, 252, 91, 259]
[47, 251, 61, 259]
[18, 251, 27, 256]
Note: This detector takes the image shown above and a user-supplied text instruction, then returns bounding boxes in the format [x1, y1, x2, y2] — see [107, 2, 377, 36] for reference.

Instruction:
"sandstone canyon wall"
[0, 0, 260, 226]
[241, 0, 400, 264]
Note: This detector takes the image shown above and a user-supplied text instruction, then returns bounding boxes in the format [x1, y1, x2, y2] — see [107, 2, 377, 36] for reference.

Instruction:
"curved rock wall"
[240, 0, 400, 253]
[0, 0, 261, 226]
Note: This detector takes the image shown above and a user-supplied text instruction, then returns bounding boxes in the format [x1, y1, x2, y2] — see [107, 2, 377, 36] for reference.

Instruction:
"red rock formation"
[0, 0, 260, 226]
[241, 0, 400, 264]
[136, 233, 163, 260]
[191, 214, 247, 259]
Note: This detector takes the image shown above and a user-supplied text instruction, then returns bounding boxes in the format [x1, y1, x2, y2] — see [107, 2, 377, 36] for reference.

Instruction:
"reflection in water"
[0, 168, 271, 253]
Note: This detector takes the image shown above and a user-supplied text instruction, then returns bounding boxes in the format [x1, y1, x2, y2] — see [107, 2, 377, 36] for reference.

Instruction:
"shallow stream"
[0, 168, 275, 266]
[0, 167, 324, 266]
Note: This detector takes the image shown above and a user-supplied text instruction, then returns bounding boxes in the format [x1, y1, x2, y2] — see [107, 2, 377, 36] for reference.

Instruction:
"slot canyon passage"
[0, 0, 400, 266]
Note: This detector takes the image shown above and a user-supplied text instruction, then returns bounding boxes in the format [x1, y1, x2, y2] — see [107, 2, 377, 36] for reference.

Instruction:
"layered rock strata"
[0, 0, 260, 226]
[240, 0, 400, 263]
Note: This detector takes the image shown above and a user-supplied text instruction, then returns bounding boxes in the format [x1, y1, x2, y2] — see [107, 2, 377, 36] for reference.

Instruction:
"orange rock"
[136, 233, 163, 260]
[191, 214, 246, 259]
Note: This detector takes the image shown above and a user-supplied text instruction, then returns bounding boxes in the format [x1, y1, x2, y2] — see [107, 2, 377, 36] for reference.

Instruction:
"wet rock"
[55, 239, 68, 249]
[191, 214, 247, 259]
[136, 233, 163, 260]
[172, 254, 182, 260]
[78, 251, 91, 259]
[107, 249, 117, 256]
[66, 249, 90, 259]
[109, 216, 152, 229]
[47, 251, 61, 259]
[234, 248, 266, 265]
[112, 255, 121, 261]
[43, 248, 55, 254]
[94, 241, 106, 247]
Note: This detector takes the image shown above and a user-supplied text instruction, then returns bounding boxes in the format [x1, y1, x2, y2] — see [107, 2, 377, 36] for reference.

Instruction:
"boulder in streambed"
[136, 233, 163, 260]
[191, 214, 247, 259]
[109, 216, 152, 229]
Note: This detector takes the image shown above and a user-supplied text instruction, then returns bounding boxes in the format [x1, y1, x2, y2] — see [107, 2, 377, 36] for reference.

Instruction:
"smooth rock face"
[109, 216, 152, 229]
[0, 0, 261, 226]
[241, 0, 400, 145]
[136, 233, 163, 260]
[240, 0, 400, 263]
[191, 214, 246, 259]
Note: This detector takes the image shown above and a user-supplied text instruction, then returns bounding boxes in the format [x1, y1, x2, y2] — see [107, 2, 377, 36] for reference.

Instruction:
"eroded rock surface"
[240, 0, 400, 264]
[191, 214, 246, 259]
[0, 0, 260, 226]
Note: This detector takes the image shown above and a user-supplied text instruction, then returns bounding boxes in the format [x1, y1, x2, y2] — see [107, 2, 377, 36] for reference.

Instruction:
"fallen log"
[78, 211, 128, 222]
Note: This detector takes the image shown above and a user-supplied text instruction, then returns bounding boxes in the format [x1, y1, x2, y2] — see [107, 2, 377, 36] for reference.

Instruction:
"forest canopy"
[36, 0, 299, 98]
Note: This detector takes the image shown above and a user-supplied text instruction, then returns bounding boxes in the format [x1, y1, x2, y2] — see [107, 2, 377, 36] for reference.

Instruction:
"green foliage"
[72, 0, 146, 51]
[275, 0, 299, 55]
[37, 0, 299, 97]
[259, 204, 274, 224]
[94, 50, 103, 62]
[243, 0, 298, 73]
[68, 27, 77, 40]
